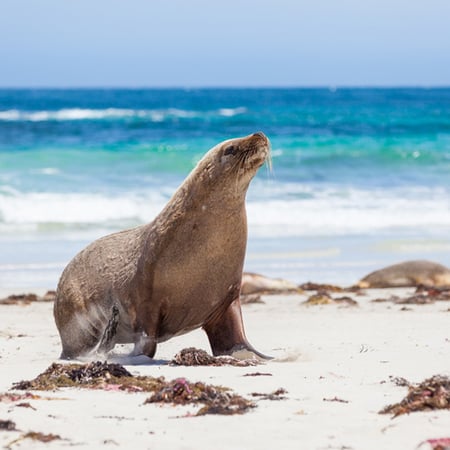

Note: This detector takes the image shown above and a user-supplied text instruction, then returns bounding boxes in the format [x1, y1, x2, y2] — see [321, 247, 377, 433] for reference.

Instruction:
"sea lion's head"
[198, 132, 270, 193]
[219, 131, 270, 172]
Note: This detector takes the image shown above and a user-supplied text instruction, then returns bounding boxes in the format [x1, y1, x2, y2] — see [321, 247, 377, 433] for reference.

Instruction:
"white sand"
[1, 287, 449, 449]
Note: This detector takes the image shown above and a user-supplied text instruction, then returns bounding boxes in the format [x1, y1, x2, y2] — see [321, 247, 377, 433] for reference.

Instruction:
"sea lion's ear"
[223, 144, 237, 156]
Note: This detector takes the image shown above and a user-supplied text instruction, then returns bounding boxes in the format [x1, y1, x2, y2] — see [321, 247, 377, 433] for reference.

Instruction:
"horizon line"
[0, 85, 450, 90]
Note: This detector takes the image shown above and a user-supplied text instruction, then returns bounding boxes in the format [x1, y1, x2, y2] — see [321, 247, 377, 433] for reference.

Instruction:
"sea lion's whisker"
[266, 146, 273, 175]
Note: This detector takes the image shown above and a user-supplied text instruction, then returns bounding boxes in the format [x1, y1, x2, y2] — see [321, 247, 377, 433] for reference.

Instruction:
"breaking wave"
[1, 185, 449, 237]
[0, 107, 248, 122]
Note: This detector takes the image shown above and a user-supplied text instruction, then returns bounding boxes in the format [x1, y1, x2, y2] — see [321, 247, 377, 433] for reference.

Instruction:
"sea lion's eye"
[224, 145, 237, 156]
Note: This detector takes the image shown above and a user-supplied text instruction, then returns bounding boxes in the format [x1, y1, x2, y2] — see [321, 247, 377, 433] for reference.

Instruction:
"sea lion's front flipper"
[132, 332, 157, 358]
[203, 298, 271, 360]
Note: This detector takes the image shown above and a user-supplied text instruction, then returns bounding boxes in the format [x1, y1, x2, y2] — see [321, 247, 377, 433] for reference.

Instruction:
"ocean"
[1, 88, 450, 289]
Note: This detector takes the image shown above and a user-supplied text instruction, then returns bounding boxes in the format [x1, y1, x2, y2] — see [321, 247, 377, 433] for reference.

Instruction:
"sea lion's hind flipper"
[97, 305, 120, 353]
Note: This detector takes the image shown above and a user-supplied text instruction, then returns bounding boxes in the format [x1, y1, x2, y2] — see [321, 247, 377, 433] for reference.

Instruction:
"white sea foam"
[0, 108, 136, 121]
[0, 185, 449, 236]
[0, 191, 166, 231]
[248, 198, 450, 236]
[0, 107, 247, 122]
[218, 107, 247, 117]
[33, 167, 61, 175]
[247, 183, 450, 236]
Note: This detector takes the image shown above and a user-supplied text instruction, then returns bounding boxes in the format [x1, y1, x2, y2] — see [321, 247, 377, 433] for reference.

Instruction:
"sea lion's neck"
[167, 169, 248, 215]
[148, 170, 248, 248]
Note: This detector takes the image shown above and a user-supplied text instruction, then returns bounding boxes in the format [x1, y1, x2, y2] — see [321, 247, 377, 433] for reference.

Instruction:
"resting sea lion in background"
[357, 260, 450, 288]
[241, 272, 299, 295]
[54, 132, 270, 360]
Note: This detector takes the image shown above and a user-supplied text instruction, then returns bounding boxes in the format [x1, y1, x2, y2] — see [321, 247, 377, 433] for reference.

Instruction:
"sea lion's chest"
[150, 210, 246, 339]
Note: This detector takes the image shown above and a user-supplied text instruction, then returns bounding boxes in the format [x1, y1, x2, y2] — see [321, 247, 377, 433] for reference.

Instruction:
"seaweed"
[419, 438, 450, 450]
[302, 291, 358, 306]
[12, 361, 136, 391]
[243, 372, 272, 377]
[0, 392, 42, 402]
[395, 295, 434, 305]
[416, 285, 450, 300]
[299, 282, 344, 292]
[371, 297, 392, 303]
[250, 388, 287, 401]
[334, 296, 358, 306]
[372, 286, 450, 306]
[145, 377, 255, 416]
[11, 361, 257, 416]
[380, 375, 450, 417]
[23, 432, 61, 442]
[323, 396, 349, 403]
[389, 376, 410, 387]
[5, 432, 62, 449]
[0, 420, 16, 431]
[171, 347, 258, 367]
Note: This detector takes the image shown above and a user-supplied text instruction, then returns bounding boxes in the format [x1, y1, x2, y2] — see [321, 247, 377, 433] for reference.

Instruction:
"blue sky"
[1, 0, 449, 87]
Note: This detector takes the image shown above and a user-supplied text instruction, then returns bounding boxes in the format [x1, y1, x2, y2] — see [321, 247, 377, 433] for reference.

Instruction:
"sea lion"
[357, 260, 450, 288]
[54, 132, 270, 360]
[241, 272, 299, 295]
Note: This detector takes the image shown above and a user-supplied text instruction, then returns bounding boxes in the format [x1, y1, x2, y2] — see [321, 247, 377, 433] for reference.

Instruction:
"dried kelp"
[334, 296, 358, 306]
[380, 375, 450, 417]
[303, 292, 334, 305]
[12, 361, 137, 391]
[389, 376, 410, 387]
[15, 402, 36, 410]
[11, 361, 256, 416]
[250, 388, 287, 401]
[371, 294, 431, 305]
[372, 285, 450, 306]
[395, 295, 434, 305]
[302, 291, 358, 306]
[371, 296, 398, 303]
[323, 396, 349, 403]
[0, 392, 42, 402]
[6, 431, 62, 449]
[171, 347, 258, 367]
[145, 377, 255, 415]
[299, 282, 345, 292]
[416, 285, 450, 300]
[23, 432, 61, 443]
[243, 372, 272, 377]
[419, 437, 450, 450]
[0, 291, 56, 306]
[0, 420, 16, 431]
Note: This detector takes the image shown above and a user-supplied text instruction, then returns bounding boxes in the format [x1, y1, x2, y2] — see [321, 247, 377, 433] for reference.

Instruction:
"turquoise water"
[1, 88, 450, 287]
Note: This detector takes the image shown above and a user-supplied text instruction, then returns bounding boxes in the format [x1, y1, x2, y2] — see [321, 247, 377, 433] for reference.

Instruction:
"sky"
[0, 0, 449, 87]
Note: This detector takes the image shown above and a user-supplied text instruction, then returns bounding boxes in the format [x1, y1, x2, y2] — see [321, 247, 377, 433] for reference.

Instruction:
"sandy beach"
[1, 285, 449, 449]
[1, 0, 450, 445]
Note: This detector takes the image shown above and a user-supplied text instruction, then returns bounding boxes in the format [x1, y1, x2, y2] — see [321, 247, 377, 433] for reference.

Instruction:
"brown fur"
[54, 132, 270, 360]
[357, 260, 450, 288]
